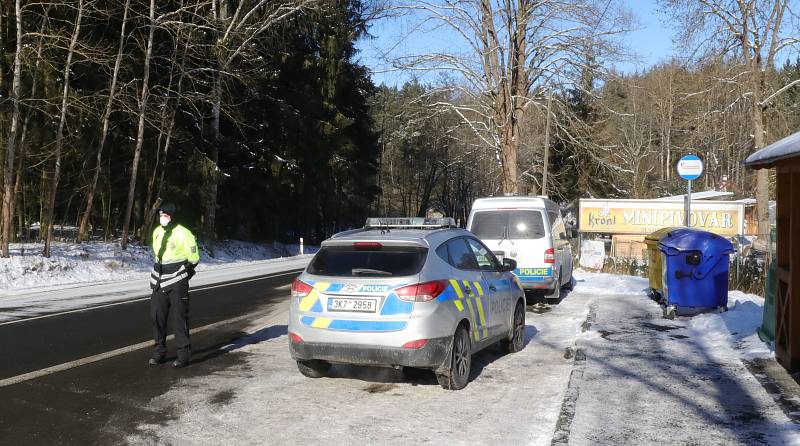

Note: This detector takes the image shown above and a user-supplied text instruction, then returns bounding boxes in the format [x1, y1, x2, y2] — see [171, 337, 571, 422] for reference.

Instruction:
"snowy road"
[120, 272, 798, 446]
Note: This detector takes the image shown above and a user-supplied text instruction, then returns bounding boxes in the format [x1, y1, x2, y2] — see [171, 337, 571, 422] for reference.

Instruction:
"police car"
[288, 218, 527, 390]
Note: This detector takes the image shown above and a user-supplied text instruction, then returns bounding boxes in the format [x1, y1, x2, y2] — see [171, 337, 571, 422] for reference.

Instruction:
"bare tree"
[661, 0, 800, 241]
[77, 0, 131, 242]
[1, 0, 23, 257]
[197, 0, 318, 248]
[386, 0, 631, 194]
[43, 0, 86, 257]
[120, 0, 156, 251]
[9, 6, 52, 247]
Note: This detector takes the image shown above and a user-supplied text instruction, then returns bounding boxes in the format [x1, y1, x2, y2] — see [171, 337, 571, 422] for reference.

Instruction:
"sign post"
[677, 154, 704, 227]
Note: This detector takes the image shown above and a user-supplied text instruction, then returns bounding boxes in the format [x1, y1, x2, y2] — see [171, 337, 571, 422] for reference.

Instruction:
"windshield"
[471, 210, 546, 240]
[307, 245, 428, 277]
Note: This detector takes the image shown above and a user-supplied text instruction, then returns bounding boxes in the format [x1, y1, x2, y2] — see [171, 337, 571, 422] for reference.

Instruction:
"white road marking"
[0, 270, 300, 327]
[0, 309, 284, 388]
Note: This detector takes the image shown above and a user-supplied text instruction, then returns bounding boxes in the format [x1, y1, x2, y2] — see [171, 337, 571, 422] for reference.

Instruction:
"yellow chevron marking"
[450, 280, 464, 299]
[299, 289, 319, 312]
[465, 299, 478, 340]
[314, 282, 332, 292]
[311, 317, 332, 328]
[475, 296, 489, 338]
[462, 280, 473, 295]
[454, 300, 465, 312]
[473, 281, 484, 296]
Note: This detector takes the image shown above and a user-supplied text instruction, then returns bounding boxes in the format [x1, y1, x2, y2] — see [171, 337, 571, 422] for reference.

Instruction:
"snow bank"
[0, 240, 317, 292]
[687, 290, 773, 361]
[573, 269, 649, 296]
[0, 242, 153, 291]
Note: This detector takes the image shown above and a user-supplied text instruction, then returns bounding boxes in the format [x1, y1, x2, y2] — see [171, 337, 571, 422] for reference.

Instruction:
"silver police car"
[288, 218, 526, 390]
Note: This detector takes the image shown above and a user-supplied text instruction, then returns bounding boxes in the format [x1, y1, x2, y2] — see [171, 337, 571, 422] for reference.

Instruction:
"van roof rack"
[365, 217, 457, 229]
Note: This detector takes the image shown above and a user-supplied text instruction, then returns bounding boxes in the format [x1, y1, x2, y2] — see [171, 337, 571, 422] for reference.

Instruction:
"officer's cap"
[159, 202, 177, 216]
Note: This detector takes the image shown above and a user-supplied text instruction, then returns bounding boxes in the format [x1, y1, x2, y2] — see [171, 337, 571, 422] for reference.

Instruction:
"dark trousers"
[151, 280, 191, 361]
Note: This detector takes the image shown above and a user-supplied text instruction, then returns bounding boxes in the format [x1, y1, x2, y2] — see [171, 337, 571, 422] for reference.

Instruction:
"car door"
[440, 237, 492, 346]
[466, 237, 511, 339]
[552, 218, 572, 285]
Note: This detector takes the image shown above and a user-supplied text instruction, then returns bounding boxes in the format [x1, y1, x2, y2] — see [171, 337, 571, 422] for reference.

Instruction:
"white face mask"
[159, 215, 171, 227]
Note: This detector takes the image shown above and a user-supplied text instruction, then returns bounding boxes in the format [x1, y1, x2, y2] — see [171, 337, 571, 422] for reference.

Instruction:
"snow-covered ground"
[569, 273, 795, 445]
[0, 240, 315, 292]
[0, 240, 315, 323]
[122, 270, 795, 445]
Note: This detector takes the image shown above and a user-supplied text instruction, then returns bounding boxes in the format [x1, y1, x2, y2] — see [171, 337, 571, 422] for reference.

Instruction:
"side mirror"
[502, 258, 517, 272]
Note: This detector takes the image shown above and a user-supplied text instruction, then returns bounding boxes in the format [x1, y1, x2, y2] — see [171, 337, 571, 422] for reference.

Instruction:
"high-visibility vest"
[150, 224, 200, 291]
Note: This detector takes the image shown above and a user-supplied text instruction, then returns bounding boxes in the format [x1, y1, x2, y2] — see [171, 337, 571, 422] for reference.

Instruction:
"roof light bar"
[364, 217, 457, 229]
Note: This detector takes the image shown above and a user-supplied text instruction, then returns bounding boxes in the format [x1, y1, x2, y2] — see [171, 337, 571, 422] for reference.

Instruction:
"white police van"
[466, 196, 574, 300]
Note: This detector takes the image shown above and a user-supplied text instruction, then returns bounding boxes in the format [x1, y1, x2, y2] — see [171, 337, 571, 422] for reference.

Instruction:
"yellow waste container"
[644, 227, 680, 300]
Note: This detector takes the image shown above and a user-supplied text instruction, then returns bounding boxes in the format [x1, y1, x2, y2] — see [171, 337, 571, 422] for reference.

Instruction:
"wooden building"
[746, 131, 800, 372]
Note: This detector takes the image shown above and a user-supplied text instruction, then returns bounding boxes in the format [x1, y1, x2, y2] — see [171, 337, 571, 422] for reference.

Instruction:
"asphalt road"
[0, 269, 300, 444]
[0, 270, 301, 380]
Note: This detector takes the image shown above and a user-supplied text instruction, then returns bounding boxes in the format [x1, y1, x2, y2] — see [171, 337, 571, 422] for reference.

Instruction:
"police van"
[466, 196, 574, 300]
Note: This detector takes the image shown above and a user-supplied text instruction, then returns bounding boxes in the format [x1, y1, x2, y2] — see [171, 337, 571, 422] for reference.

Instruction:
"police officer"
[148, 203, 200, 368]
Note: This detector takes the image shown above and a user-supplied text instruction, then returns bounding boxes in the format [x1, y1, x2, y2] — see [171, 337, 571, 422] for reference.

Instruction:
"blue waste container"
[658, 228, 734, 318]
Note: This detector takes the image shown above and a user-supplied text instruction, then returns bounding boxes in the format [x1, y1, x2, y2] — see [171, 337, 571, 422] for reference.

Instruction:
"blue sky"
[355, 0, 676, 87]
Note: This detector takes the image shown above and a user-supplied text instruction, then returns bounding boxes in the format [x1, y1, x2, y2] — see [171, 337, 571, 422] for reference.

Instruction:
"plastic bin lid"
[658, 228, 734, 256]
[644, 226, 682, 244]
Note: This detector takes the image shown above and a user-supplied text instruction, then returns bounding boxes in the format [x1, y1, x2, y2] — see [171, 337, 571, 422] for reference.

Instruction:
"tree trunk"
[1, 0, 23, 257]
[120, 0, 155, 250]
[78, 0, 130, 242]
[9, 6, 50, 245]
[500, 121, 519, 194]
[43, 0, 83, 258]
[541, 92, 553, 196]
[751, 90, 770, 243]
[203, 59, 223, 250]
[143, 25, 189, 245]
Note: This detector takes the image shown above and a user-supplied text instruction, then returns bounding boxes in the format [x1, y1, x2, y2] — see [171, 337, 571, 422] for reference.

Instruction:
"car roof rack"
[365, 217, 457, 229]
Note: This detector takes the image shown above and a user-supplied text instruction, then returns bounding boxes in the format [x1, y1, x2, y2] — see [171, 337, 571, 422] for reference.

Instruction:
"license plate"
[328, 298, 377, 313]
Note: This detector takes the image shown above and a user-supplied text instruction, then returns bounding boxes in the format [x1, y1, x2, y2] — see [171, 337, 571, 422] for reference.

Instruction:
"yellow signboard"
[579, 199, 749, 236]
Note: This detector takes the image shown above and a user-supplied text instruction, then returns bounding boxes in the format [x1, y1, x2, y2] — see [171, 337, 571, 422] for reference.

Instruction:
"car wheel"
[296, 359, 331, 378]
[501, 301, 525, 353]
[436, 326, 471, 390]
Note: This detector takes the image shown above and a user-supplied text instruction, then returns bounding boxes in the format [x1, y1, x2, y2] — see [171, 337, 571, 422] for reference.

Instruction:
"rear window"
[307, 245, 428, 277]
[471, 210, 546, 240]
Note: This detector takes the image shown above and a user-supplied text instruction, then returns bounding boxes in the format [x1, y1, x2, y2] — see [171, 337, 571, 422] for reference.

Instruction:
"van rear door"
[468, 209, 553, 288]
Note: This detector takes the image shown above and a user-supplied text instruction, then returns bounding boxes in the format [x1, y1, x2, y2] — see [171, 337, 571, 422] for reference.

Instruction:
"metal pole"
[685, 179, 692, 227]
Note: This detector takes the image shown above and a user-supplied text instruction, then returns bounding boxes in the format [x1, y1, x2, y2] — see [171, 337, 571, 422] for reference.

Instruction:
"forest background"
[0, 0, 798, 256]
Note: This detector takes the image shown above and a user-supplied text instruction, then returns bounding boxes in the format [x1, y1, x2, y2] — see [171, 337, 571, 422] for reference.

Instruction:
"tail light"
[353, 242, 382, 250]
[291, 278, 313, 298]
[544, 248, 555, 264]
[395, 280, 448, 302]
[402, 339, 428, 349]
[289, 332, 304, 343]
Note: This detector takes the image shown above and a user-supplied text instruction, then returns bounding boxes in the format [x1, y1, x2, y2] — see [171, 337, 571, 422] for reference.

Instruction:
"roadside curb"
[744, 358, 800, 424]
[551, 302, 596, 445]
